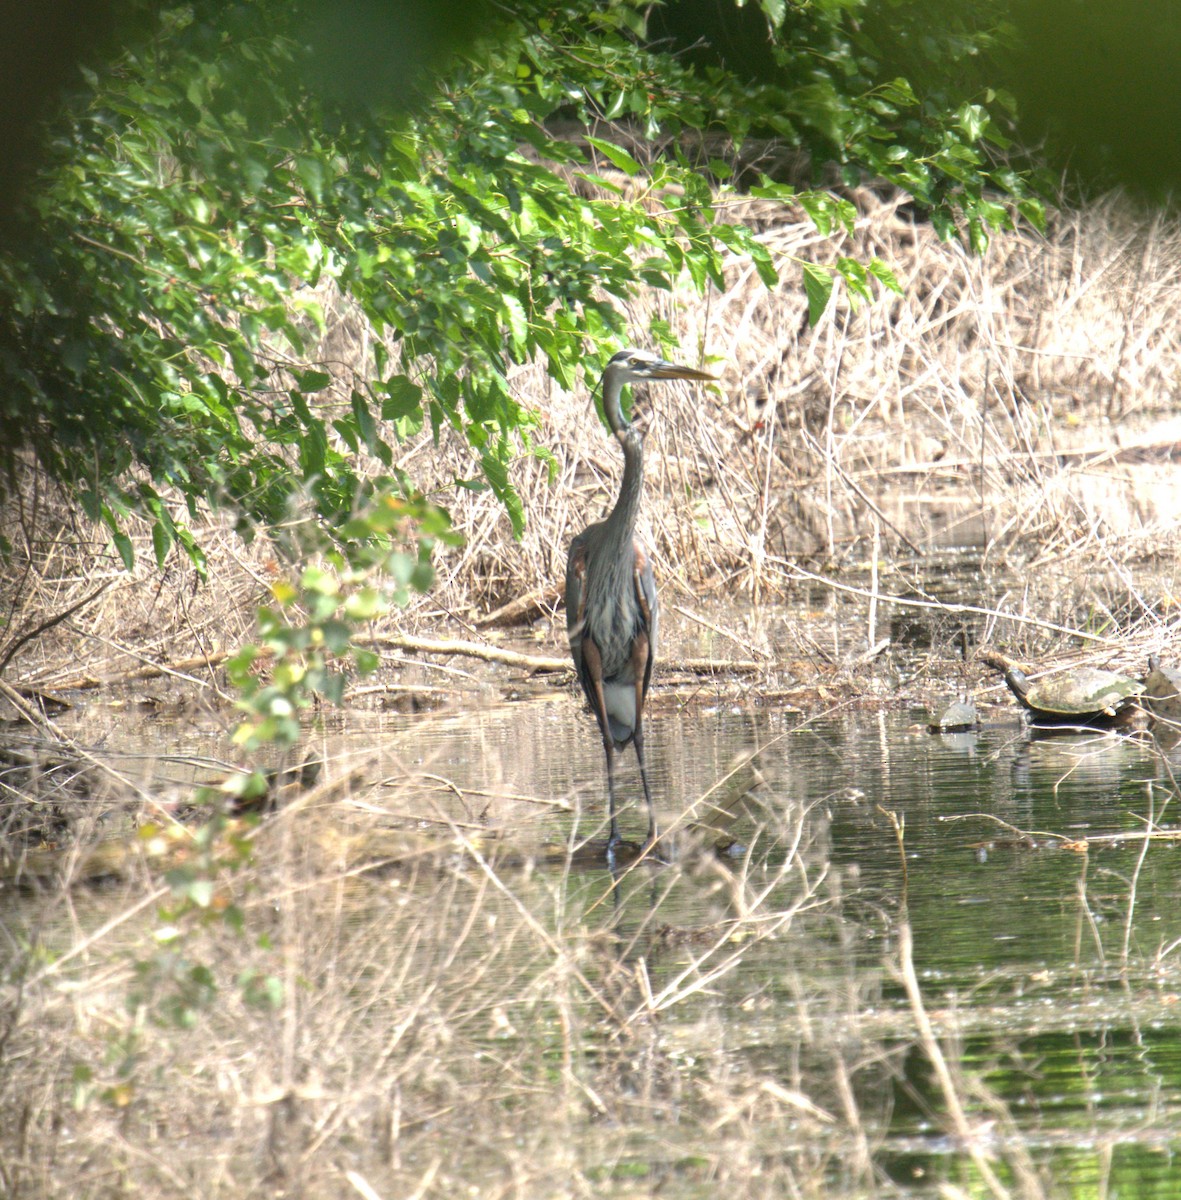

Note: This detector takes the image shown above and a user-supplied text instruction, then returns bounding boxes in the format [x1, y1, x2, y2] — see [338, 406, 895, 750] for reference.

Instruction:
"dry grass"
[431, 187, 1181, 609]
[0, 764, 881, 1200]
[5, 702, 1177, 1199]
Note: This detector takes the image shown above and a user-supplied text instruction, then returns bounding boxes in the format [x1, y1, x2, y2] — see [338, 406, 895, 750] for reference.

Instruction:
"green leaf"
[879, 77, 918, 107]
[0, 0, 1040, 579]
[868, 258, 904, 295]
[797, 192, 835, 236]
[345, 587, 385, 620]
[111, 530, 135, 572]
[748, 243, 779, 288]
[750, 181, 796, 202]
[354, 647, 380, 675]
[79, 491, 102, 523]
[350, 390, 379, 451]
[296, 370, 332, 393]
[480, 450, 525, 538]
[296, 156, 327, 203]
[801, 263, 834, 325]
[956, 103, 989, 142]
[503, 294, 529, 353]
[836, 256, 868, 287]
[381, 376, 423, 421]
[1018, 198, 1048, 233]
[151, 519, 173, 569]
[585, 136, 643, 177]
[931, 208, 958, 241]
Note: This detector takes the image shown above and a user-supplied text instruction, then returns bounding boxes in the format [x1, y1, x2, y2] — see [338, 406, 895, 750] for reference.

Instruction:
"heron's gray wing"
[632, 540, 658, 702]
[566, 531, 613, 728]
[565, 532, 589, 676]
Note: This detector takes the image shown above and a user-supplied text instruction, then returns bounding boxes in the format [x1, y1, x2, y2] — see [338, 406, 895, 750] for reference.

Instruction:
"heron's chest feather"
[581, 544, 654, 678]
[584, 586, 642, 667]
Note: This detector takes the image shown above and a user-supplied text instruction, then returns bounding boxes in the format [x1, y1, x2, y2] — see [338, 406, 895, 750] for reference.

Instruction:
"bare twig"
[0, 580, 112, 674]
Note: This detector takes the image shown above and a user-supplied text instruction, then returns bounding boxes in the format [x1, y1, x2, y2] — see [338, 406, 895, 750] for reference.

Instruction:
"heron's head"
[601, 348, 717, 435]
[605, 348, 717, 387]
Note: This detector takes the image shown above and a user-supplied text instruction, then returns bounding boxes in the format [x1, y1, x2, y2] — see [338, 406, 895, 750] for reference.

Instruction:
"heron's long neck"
[603, 429, 644, 558]
[602, 369, 628, 437]
[597, 371, 642, 557]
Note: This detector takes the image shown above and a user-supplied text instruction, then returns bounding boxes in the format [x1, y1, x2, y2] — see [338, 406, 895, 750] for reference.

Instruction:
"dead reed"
[0, 760, 878, 1200]
[434, 187, 1181, 613]
[7, 704, 1177, 1199]
[3, 180, 1181, 1200]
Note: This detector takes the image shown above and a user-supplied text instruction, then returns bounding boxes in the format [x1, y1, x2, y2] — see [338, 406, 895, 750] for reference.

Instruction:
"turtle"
[927, 699, 980, 735]
[978, 649, 1146, 727]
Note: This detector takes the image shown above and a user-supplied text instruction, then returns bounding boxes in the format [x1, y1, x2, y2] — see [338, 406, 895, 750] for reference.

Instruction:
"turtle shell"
[1021, 667, 1145, 718]
[928, 700, 979, 734]
[979, 649, 1146, 726]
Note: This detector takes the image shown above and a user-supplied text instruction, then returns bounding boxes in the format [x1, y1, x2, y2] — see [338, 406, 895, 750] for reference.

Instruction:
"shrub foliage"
[0, 0, 1042, 566]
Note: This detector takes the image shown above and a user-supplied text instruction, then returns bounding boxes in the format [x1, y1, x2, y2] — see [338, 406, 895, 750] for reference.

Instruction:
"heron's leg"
[603, 736, 622, 850]
[581, 636, 623, 851]
[629, 632, 659, 852]
[632, 724, 659, 850]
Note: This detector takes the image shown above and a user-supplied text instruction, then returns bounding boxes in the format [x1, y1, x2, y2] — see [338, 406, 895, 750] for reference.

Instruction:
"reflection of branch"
[623, 840, 823, 1022]
[898, 922, 1014, 1200]
[891, 807, 1017, 1198]
[0, 678, 68, 740]
[782, 562, 1125, 649]
[945, 811, 1181, 850]
[941, 812, 1069, 844]
[0, 580, 112, 674]
[0, 676, 175, 826]
[1125, 787, 1167, 973]
[878, 805, 907, 907]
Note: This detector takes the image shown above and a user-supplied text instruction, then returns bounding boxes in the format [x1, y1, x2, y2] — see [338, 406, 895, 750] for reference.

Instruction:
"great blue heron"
[565, 348, 716, 856]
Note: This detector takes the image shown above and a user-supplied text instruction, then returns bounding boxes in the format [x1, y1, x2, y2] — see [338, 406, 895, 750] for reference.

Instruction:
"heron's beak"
[646, 360, 718, 382]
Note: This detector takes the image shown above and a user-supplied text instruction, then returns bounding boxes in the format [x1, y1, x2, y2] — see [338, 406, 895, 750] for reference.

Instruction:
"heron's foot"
[641, 830, 670, 866]
[605, 828, 623, 870]
[603, 831, 668, 868]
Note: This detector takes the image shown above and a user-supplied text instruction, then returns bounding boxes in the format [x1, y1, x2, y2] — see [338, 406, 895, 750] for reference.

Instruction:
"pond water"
[8, 665, 1181, 1196]
[322, 690, 1181, 1195]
